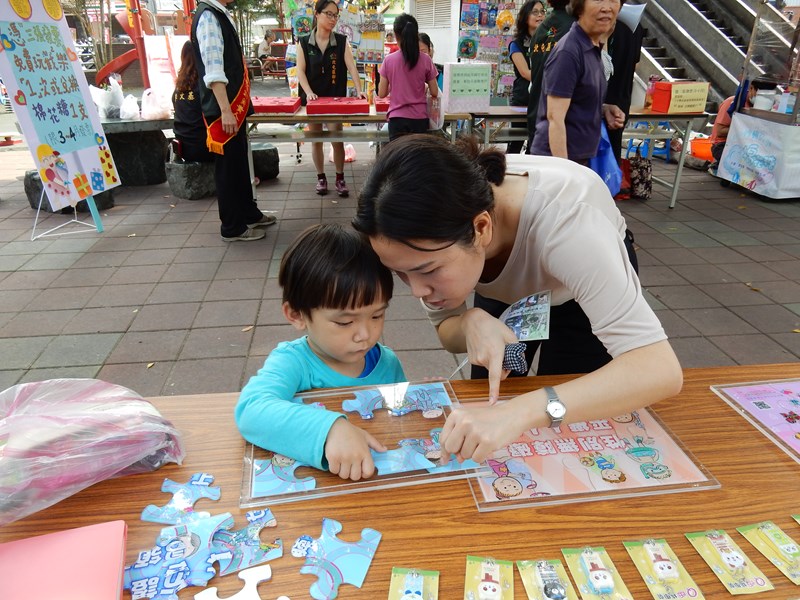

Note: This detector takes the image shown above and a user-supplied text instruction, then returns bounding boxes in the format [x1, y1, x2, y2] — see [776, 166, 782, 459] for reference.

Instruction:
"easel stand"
[31, 188, 104, 241]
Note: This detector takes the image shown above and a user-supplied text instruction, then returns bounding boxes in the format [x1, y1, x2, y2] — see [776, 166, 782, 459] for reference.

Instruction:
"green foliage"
[230, 0, 286, 48]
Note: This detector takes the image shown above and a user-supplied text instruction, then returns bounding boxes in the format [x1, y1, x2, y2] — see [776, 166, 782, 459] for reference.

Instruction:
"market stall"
[717, 0, 800, 198]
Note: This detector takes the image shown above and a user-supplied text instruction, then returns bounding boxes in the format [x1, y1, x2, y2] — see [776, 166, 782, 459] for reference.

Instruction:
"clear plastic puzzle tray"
[240, 380, 489, 508]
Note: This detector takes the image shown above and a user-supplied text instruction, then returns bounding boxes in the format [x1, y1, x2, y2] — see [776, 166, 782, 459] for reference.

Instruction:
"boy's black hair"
[279, 223, 394, 316]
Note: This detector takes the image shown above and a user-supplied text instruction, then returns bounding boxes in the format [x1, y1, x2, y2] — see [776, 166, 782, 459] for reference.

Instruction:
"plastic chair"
[625, 120, 672, 162]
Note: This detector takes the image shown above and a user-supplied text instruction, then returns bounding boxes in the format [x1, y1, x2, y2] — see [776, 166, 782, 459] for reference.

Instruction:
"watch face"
[548, 401, 566, 419]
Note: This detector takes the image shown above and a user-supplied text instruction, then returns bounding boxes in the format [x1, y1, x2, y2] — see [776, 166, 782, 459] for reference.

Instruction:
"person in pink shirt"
[377, 13, 439, 141]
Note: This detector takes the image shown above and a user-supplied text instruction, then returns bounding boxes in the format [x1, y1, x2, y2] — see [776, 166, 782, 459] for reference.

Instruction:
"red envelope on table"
[251, 96, 302, 114]
[306, 97, 370, 115]
[0, 520, 128, 600]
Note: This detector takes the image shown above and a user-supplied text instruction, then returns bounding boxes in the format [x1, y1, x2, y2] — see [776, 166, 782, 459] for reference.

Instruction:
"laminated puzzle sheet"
[710, 378, 800, 464]
[468, 405, 718, 512]
[240, 381, 488, 508]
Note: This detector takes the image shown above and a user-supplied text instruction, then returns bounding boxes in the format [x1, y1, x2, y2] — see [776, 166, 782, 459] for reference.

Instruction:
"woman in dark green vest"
[296, 0, 366, 197]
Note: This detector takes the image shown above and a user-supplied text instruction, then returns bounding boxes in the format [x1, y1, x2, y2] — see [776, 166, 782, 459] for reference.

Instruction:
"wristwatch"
[543, 386, 566, 428]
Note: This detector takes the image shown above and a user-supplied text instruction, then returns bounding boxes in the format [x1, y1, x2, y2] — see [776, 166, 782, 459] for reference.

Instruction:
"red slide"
[95, 12, 138, 85]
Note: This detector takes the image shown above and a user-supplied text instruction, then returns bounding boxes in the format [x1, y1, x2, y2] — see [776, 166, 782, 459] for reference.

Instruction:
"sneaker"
[247, 213, 277, 228]
[221, 228, 266, 242]
[316, 177, 328, 195]
[335, 178, 349, 197]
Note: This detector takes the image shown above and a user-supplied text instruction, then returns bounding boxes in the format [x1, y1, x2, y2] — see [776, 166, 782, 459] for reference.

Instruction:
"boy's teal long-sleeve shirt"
[235, 337, 406, 470]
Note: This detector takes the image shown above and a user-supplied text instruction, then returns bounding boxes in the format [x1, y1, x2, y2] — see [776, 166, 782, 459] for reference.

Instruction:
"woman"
[296, 0, 366, 197]
[507, 0, 546, 154]
[172, 41, 213, 163]
[377, 14, 439, 141]
[419, 33, 444, 86]
[529, 0, 625, 163]
[353, 135, 682, 463]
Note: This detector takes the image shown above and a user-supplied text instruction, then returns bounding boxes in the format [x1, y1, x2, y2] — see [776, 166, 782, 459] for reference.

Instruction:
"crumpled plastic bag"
[328, 143, 356, 163]
[89, 75, 124, 118]
[0, 378, 185, 526]
[119, 94, 141, 120]
[140, 87, 173, 120]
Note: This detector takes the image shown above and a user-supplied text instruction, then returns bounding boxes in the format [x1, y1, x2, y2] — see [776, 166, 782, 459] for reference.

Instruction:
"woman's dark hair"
[569, 0, 623, 19]
[175, 41, 198, 93]
[515, 0, 545, 48]
[549, 0, 569, 9]
[279, 223, 394, 316]
[393, 13, 420, 69]
[419, 32, 434, 54]
[312, 0, 338, 27]
[353, 135, 505, 248]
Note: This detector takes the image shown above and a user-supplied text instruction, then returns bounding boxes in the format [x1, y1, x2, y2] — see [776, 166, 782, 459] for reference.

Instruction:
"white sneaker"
[222, 228, 267, 242]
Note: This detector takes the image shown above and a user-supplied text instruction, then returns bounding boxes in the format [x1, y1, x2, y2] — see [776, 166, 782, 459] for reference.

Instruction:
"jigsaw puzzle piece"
[141, 472, 221, 525]
[341, 390, 385, 419]
[194, 564, 277, 600]
[252, 454, 316, 498]
[211, 509, 283, 576]
[399, 428, 480, 473]
[125, 512, 235, 599]
[299, 518, 382, 600]
[371, 445, 437, 475]
[382, 382, 448, 417]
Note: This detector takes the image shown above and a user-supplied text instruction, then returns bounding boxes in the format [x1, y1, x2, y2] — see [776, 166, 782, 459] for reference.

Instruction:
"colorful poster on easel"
[711, 377, 800, 464]
[468, 407, 718, 512]
[0, 0, 119, 218]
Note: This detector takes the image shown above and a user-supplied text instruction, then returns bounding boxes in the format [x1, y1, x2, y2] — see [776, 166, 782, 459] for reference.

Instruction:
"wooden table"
[3, 364, 800, 598]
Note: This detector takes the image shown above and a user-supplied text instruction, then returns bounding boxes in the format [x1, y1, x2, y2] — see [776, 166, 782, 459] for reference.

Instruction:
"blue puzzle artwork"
[252, 453, 317, 498]
[371, 445, 437, 475]
[124, 512, 234, 599]
[211, 509, 283, 576]
[298, 518, 382, 600]
[141, 472, 220, 525]
[399, 427, 481, 474]
[342, 382, 451, 420]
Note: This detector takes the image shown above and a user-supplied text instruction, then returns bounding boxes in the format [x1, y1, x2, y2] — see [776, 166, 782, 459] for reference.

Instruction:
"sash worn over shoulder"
[204, 59, 251, 155]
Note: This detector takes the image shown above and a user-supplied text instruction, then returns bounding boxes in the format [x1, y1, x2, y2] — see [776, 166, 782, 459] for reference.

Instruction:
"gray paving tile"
[697, 283, 774, 307]
[752, 280, 800, 304]
[205, 278, 267, 301]
[30, 286, 99, 311]
[638, 266, 688, 287]
[194, 299, 260, 328]
[179, 326, 253, 359]
[250, 324, 297, 356]
[708, 334, 797, 365]
[716, 262, 786, 283]
[17, 365, 101, 383]
[763, 260, 800, 280]
[40, 238, 97, 254]
[664, 232, 723, 248]
[50, 266, 115, 288]
[164, 357, 247, 395]
[33, 333, 121, 368]
[668, 337, 737, 368]
[0, 369, 23, 390]
[653, 310, 700, 338]
[769, 333, 800, 358]
[62, 306, 138, 334]
[72, 250, 131, 268]
[786, 303, 800, 317]
[88, 283, 156, 307]
[174, 247, 228, 263]
[670, 263, 736, 285]
[97, 361, 177, 397]
[729, 304, 800, 334]
[146, 281, 210, 304]
[645, 285, 721, 310]
[0, 254, 33, 271]
[0, 288, 39, 312]
[730, 245, 798, 262]
[122, 248, 181, 267]
[257, 298, 287, 326]
[0, 309, 78, 337]
[161, 261, 220, 283]
[642, 289, 667, 311]
[395, 349, 464, 381]
[0, 268, 61, 289]
[18, 252, 83, 271]
[644, 247, 706, 266]
[382, 319, 443, 351]
[106, 330, 188, 364]
[130, 302, 201, 331]
[674, 307, 758, 336]
[106, 264, 169, 285]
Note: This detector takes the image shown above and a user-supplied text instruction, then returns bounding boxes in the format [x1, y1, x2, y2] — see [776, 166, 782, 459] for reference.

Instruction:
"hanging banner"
[718, 112, 800, 200]
[0, 0, 121, 212]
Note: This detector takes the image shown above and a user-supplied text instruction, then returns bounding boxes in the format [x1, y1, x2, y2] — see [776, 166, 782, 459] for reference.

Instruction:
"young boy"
[235, 224, 406, 481]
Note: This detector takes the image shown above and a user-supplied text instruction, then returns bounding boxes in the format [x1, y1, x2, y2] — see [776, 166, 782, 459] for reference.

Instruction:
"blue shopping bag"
[588, 123, 622, 197]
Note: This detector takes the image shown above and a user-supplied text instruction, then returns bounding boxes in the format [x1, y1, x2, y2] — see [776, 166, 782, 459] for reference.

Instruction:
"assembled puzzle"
[240, 381, 488, 508]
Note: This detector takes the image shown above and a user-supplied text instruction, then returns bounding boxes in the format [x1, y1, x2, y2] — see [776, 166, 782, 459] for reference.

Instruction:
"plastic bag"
[428, 88, 444, 130]
[328, 143, 357, 163]
[141, 88, 173, 120]
[119, 94, 140, 120]
[588, 122, 622, 197]
[88, 75, 124, 118]
[0, 378, 185, 526]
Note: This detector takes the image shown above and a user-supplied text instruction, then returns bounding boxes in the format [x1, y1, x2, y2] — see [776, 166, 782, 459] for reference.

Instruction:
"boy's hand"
[324, 418, 386, 481]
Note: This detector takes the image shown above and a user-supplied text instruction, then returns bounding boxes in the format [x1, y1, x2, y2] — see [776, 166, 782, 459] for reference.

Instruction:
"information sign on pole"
[0, 0, 121, 224]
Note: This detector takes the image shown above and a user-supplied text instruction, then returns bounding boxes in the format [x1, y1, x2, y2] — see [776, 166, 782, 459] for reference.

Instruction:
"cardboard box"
[251, 96, 301, 114]
[651, 81, 710, 113]
[306, 97, 370, 115]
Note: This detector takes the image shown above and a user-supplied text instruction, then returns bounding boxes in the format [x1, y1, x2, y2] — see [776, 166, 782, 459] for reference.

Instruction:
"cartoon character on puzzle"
[252, 451, 316, 497]
[622, 436, 673, 480]
[37, 143, 71, 199]
[343, 382, 447, 419]
[485, 457, 550, 500]
[580, 451, 627, 484]
[612, 411, 654, 444]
